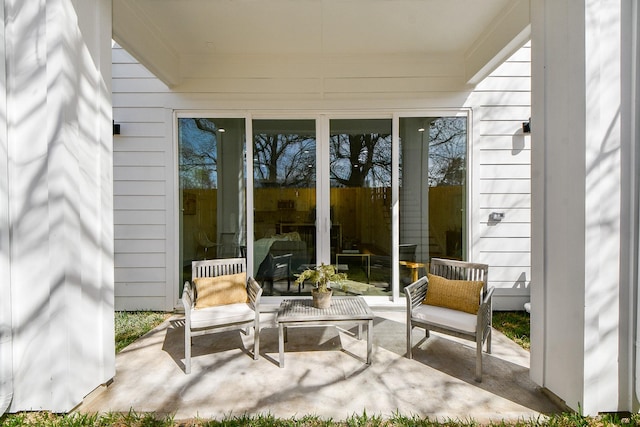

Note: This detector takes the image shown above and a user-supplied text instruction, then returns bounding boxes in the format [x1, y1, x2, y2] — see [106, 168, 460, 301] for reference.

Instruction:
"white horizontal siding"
[114, 239, 165, 253]
[114, 166, 166, 181]
[115, 297, 168, 311]
[115, 267, 166, 282]
[113, 107, 166, 123]
[479, 179, 531, 193]
[113, 45, 172, 310]
[466, 44, 531, 309]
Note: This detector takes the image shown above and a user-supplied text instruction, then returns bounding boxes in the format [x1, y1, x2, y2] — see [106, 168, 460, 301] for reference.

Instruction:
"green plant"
[295, 263, 347, 293]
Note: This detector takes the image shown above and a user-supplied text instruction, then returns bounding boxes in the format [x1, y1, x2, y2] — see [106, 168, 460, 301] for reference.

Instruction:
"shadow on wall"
[511, 128, 527, 155]
[513, 272, 528, 289]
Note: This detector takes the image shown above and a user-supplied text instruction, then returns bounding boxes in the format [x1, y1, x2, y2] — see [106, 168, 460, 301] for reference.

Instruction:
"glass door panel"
[329, 119, 393, 296]
[398, 116, 467, 294]
[178, 117, 246, 291]
[252, 119, 316, 295]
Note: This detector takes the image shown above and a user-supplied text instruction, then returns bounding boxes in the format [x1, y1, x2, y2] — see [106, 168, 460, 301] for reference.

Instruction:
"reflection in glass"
[178, 118, 246, 291]
[252, 120, 316, 294]
[330, 119, 393, 296]
[399, 116, 467, 294]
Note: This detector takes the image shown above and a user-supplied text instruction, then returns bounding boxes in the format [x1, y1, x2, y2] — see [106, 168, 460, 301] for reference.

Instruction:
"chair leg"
[486, 328, 492, 354]
[254, 326, 260, 360]
[185, 327, 191, 374]
[406, 324, 413, 359]
[475, 337, 483, 382]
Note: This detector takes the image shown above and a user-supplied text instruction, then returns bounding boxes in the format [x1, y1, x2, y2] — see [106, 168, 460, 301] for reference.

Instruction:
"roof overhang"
[113, 0, 530, 89]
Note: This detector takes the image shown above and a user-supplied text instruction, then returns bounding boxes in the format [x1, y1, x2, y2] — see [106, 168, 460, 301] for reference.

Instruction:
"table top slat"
[277, 297, 373, 322]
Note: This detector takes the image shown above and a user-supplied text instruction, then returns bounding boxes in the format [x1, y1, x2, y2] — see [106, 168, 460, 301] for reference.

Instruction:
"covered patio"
[2, 0, 638, 418]
[77, 308, 562, 422]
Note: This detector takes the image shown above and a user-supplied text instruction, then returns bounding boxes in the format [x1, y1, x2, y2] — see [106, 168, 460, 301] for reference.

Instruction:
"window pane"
[178, 118, 246, 289]
[399, 116, 467, 292]
[252, 119, 316, 293]
[330, 119, 392, 296]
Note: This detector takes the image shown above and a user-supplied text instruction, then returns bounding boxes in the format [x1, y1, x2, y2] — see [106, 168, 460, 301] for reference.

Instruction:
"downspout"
[0, 0, 13, 415]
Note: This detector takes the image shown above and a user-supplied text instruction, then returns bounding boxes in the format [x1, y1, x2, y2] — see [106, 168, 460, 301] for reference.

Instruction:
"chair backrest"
[429, 258, 489, 294]
[192, 257, 246, 280]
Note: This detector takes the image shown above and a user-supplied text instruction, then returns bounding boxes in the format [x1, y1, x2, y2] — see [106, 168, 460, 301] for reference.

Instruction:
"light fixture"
[113, 120, 120, 135]
[489, 212, 505, 222]
[522, 117, 531, 133]
[418, 127, 425, 132]
[218, 128, 225, 133]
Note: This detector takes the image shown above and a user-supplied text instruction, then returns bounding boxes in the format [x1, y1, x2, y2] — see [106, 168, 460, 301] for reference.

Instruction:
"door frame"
[173, 109, 471, 305]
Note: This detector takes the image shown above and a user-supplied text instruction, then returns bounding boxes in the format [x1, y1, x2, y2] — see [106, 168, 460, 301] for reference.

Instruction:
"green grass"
[2, 411, 639, 426]
[115, 311, 171, 353]
[492, 311, 530, 351]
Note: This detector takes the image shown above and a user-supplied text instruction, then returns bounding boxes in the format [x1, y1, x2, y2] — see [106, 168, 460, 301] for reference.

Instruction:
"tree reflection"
[428, 117, 466, 187]
[253, 133, 316, 188]
[330, 133, 392, 188]
[179, 118, 218, 189]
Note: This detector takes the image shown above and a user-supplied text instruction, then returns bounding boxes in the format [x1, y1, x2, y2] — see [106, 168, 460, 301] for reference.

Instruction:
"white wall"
[2, 0, 114, 412]
[466, 44, 532, 310]
[531, 0, 637, 414]
[112, 43, 532, 311]
[112, 46, 174, 310]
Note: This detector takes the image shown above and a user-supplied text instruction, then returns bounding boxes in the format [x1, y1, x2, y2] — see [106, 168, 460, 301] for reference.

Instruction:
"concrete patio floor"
[77, 306, 564, 423]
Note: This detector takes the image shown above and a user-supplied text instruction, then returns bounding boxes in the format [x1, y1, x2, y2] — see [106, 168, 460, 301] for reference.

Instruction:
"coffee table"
[276, 296, 374, 368]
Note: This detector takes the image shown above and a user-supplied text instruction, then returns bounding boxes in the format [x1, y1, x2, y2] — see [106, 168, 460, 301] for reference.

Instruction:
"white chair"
[405, 258, 493, 382]
[182, 257, 262, 374]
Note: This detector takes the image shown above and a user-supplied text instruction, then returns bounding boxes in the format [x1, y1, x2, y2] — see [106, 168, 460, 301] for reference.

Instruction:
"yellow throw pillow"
[423, 273, 484, 314]
[194, 272, 248, 309]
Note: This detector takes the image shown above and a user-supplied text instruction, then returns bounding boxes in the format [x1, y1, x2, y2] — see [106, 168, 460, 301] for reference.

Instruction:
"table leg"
[366, 256, 370, 283]
[366, 319, 373, 364]
[357, 323, 363, 340]
[278, 323, 285, 368]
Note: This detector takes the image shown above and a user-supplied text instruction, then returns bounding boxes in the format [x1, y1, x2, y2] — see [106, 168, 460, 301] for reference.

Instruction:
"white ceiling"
[113, 0, 530, 86]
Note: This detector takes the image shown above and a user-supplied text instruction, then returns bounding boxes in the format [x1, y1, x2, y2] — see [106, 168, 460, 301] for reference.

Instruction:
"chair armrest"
[405, 276, 428, 312]
[247, 277, 263, 310]
[482, 286, 495, 306]
[182, 281, 194, 311]
[477, 286, 495, 336]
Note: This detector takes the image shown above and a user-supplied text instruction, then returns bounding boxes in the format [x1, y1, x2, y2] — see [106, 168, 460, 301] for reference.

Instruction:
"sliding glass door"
[178, 117, 246, 287]
[398, 116, 467, 293]
[177, 113, 468, 300]
[329, 119, 393, 296]
[252, 119, 317, 294]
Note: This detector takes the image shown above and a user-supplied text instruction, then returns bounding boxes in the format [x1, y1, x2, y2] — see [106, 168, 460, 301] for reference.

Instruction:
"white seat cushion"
[191, 303, 255, 329]
[413, 304, 477, 334]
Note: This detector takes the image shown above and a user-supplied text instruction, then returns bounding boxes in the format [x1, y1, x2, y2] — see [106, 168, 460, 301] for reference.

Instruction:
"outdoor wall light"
[489, 212, 505, 222]
[522, 117, 531, 133]
[113, 120, 121, 135]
